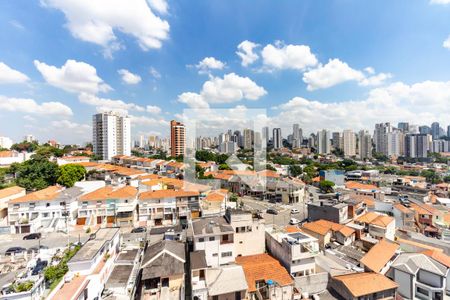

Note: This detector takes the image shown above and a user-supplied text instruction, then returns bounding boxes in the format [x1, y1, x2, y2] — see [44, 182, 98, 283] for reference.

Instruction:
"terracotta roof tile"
[0, 186, 25, 199]
[80, 186, 137, 201]
[360, 239, 399, 273]
[139, 189, 199, 200]
[9, 186, 62, 203]
[332, 272, 398, 297]
[302, 222, 331, 236]
[236, 254, 293, 292]
[422, 249, 450, 268]
[345, 181, 379, 191]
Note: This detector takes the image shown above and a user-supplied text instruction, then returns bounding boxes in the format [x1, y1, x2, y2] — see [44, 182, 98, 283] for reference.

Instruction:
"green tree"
[289, 165, 303, 177]
[319, 180, 335, 193]
[57, 164, 86, 187]
[219, 163, 231, 170]
[266, 164, 277, 171]
[11, 141, 39, 152]
[229, 193, 238, 202]
[420, 169, 442, 184]
[443, 175, 450, 183]
[14, 157, 60, 191]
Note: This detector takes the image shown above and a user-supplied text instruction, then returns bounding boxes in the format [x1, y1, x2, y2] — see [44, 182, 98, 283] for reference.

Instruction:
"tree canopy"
[57, 164, 87, 188]
[10, 157, 60, 191]
[319, 180, 335, 193]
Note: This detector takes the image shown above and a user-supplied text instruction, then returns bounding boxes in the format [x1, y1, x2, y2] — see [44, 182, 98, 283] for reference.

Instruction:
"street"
[240, 195, 308, 227]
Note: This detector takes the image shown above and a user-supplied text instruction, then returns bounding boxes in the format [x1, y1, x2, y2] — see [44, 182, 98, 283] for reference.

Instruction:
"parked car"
[289, 218, 300, 225]
[28, 245, 49, 253]
[131, 227, 146, 233]
[266, 208, 278, 215]
[31, 259, 48, 275]
[268, 199, 277, 204]
[23, 233, 41, 240]
[291, 208, 300, 214]
[5, 247, 26, 256]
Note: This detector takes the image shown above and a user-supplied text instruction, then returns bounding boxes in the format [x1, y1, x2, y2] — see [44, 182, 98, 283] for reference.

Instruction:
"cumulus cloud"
[443, 36, 450, 50]
[430, 0, 450, 4]
[271, 80, 450, 134]
[130, 115, 168, 126]
[146, 105, 162, 114]
[303, 59, 391, 90]
[0, 96, 73, 116]
[41, 0, 170, 57]
[236, 41, 259, 67]
[177, 73, 267, 108]
[196, 57, 225, 74]
[261, 42, 318, 71]
[78, 93, 144, 113]
[0, 62, 29, 84]
[34, 59, 111, 94]
[118, 69, 142, 84]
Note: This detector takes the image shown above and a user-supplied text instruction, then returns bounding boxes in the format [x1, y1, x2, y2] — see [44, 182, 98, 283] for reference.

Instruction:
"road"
[240, 195, 308, 227]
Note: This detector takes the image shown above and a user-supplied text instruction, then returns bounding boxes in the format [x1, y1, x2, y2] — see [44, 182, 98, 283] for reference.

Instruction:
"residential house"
[201, 189, 229, 216]
[50, 228, 120, 300]
[307, 219, 355, 246]
[236, 253, 295, 300]
[139, 240, 186, 300]
[307, 200, 349, 224]
[77, 185, 138, 227]
[0, 186, 25, 226]
[393, 203, 416, 231]
[410, 202, 442, 237]
[345, 181, 384, 201]
[330, 272, 398, 300]
[354, 212, 395, 241]
[300, 222, 332, 249]
[190, 250, 209, 300]
[265, 225, 319, 277]
[8, 186, 82, 234]
[387, 253, 449, 300]
[56, 156, 91, 166]
[360, 239, 400, 275]
[204, 265, 248, 300]
[138, 190, 199, 227]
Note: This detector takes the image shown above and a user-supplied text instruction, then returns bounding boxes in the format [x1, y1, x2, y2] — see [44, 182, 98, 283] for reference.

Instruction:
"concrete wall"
[392, 268, 412, 299]
[294, 272, 328, 294]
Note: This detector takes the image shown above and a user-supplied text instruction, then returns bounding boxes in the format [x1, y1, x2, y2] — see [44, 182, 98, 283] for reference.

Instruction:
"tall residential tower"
[170, 120, 186, 157]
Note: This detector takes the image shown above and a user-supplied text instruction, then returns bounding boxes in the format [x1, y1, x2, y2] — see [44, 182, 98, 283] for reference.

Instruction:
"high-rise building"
[317, 130, 331, 155]
[170, 120, 186, 157]
[447, 125, 450, 138]
[374, 123, 392, 154]
[243, 129, 254, 150]
[331, 132, 342, 150]
[358, 130, 372, 160]
[409, 124, 419, 134]
[431, 122, 440, 140]
[419, 125, 431, 135]
[292, 124, 302, 148]
[397, 122, 409, 132]
[431, 140, 450, 153]
[273, 128, 282, 149]
[405, 134, 428, 159]
[0, 136, 13, 149]
[262, 127, 269, 144]
[342, 130, 356, 157]
[93, 112, 131, 160]
[386, 131, 405, 157]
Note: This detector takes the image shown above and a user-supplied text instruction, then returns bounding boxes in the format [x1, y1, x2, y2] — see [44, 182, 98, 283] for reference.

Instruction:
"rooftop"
[332, 272, 398, 297]
[9, 186, 63, 203]
[191, 216, 234, 236]
[80, 185, 137, 201]
[105, 265, 134, 288]
[360, 239, 399, 273]
[138, 189, 199, 200]
[391, 253, 448, 276]
[69, 228, 119, 263]
[0, 186, 25, 199]
[205, 265, 248, 296]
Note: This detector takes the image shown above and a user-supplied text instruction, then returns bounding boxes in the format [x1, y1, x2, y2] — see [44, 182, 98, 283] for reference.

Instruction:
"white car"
[291, 208, 299, 214]
[289, 218, 300, 225]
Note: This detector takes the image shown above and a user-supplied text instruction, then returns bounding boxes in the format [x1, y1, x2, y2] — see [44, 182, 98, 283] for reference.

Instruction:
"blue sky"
[1, 0, 450, 144]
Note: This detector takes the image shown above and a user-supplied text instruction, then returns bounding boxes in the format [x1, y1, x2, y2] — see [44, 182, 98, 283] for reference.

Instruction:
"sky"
[1, 0, 450, 145]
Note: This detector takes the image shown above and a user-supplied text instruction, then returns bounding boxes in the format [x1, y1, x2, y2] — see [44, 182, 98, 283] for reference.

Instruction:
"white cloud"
[303, 59, 391, 90]
[78, 93, 144, 113]
[178, 73, 267, 109]
[118, 69, 142, 85]
[41, 0, 170, 57]
[430, 0, 450, 4]
[236, 41, 259, 67]
[9, 20, 25, 30]
[0, 96, 73, 116]
[146, 105, 162, 114]
[261, 42, 318, 71]
[303, 59, 364, 91]
[131, 115, 168, 126]
[34, 59, 111, 94]
[196, 57, 225, 74]
[149, 67, 161, 79]
[0, 62, 29, 84]
[148, 0, 168, 14]
[49, 120, 91, 143]
[443, 36, 450, 50]
[271, 80, 450, 134]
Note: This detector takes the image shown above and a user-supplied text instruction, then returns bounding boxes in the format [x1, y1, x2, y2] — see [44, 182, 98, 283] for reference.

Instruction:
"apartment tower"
[170, 120, 186, 157]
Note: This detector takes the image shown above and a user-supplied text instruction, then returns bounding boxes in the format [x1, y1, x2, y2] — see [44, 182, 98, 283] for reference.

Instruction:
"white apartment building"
[8, 186, 83, 234]
[0, 136, 13, 149]
[273, 128, 282, 149]
[138, 190, 199, 227]
[92, 112, 131, 161]
[265, 226, 319, 277]
[77, 185, 138, 227]
[374, 122, 392, 154]
[358, 130, 372, 160]
[191, 216, 236, 268]
[317, 129, 331, 154]
[342, 129, 356, 157]
[224, 209, 265, 257]
[386, 131, 405, 157]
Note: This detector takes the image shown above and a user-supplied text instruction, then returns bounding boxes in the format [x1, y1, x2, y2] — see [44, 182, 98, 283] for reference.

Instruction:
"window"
[46, 203, 50, 207]
[221, 251, 232, 257]
[209, 236, 215, 241]
[198, 238, 204, 242]
[416, 287, 428, 296]
[212, 253, 218, 257]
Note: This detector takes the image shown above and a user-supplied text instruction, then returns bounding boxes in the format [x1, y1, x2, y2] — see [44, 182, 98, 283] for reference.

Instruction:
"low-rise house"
[201, 189, 229, 216]
[56, 156, 91, 166]
[139, 240, 186, 300]
[354, 212, 395, 241]
[301, 222, 332, 249]
[410, 202, 442, 236]
[8, 186, 82, 234]
[345, 181, 384, 201]
[265, 226, 319, 277]
[264, 178, 306, 204]
[191, 216, 235, 268]
[190, 250, 209, 300]
[138, 190, 199, 227]
[307, 200, 349, 224]
[387, 253, 449, 300]
[0, 150, 32, 166]
[0, 186, 25, 226]
[236, 253, 295, 300]
[359, 239, 400, 275]
[50, 228, 120, 300]
[307, 219, 355, 246]
[205, 265, 248, 300]
[77, 185, 138, 227]
[319, 169, 345, 187]
[393, 203, 416, 231]
[330, 272, 398, 300]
